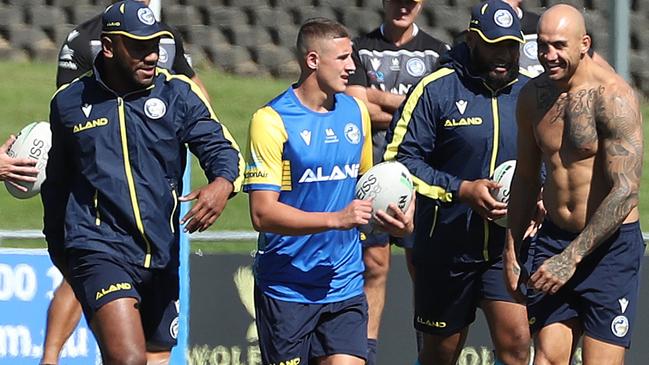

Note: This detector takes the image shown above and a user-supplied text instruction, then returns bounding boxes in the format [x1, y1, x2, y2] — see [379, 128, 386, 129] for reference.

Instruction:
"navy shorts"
[528, 220, 644, 348]
[67, 249, 179, 349]
[361, 231, 415, 249]
[414, 255, 523, 335]
[254, 286, 368, 364]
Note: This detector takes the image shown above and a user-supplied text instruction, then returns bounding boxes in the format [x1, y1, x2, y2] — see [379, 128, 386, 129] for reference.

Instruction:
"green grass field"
[0, 62, 288, 251]
[0, 62, 647, 252]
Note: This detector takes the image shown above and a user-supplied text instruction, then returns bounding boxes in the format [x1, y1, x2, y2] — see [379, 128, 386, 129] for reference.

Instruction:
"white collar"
[380, 23, 419, 39]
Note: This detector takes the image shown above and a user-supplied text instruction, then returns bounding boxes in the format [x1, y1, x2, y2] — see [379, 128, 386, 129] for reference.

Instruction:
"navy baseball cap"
[469, 0, 524, 43]
[102, 1, 172, 40]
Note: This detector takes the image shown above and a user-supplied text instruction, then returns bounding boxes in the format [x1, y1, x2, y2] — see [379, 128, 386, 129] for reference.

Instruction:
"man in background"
[501, 0, 543, 76]
[345, 1, 449, 362]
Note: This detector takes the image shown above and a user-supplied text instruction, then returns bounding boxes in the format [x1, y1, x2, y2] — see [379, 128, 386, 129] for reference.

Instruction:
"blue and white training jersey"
[243, 86, 373, 304]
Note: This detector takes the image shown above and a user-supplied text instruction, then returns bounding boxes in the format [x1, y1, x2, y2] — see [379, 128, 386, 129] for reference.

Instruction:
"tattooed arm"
[530, 84, 643, 294]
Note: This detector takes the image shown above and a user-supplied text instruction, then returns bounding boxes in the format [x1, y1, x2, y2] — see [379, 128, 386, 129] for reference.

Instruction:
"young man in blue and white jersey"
[384, 1, 539, 364]
[243, 17, 414, 365]
[42, 2, 243, 364]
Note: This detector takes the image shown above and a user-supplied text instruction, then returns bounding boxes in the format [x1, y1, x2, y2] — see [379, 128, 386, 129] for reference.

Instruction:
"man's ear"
[305, 50, 319, 70]
[580, 34, 592, 57]
[101, 35, 114, 59]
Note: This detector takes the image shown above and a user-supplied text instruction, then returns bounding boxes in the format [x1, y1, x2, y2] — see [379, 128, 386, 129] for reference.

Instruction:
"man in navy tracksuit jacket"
[41, 1, 243, 363]
[384, 1, 536, 364]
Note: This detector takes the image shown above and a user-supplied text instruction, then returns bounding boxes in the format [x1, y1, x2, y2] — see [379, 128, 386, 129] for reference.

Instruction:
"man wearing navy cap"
[383, 1, 538, 364]
[42, 1, 243, 364]
[55, 0, 209, 97]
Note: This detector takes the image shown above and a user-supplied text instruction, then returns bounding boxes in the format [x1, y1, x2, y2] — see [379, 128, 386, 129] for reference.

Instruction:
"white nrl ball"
[490, 160, 516, 227]
[4, 121, 52, 199]
[355, 161, 414, 232]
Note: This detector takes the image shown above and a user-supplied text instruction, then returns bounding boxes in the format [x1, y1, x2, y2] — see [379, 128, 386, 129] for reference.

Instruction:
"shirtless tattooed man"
[503, 4, 644, 365]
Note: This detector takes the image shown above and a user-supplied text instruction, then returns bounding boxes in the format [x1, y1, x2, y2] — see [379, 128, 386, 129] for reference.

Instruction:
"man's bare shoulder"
[597, 71, 638, 108]
[517, 74, 556, 119]
[591, 62, 640, 117]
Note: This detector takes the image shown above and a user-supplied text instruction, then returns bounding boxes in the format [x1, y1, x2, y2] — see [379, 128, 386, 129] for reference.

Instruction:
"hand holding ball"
[355, 161, 414, 233]
[490, 160, 516, 227]
[4, 122, 52, 199]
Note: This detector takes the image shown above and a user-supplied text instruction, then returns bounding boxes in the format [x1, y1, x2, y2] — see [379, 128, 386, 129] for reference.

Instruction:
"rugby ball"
[490, 160, 516, 227]
[4, 121, 52, 199]
[355, 161, 414, 232]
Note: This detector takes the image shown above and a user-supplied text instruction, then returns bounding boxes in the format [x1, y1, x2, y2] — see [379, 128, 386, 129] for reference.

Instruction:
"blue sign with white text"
[0, 249, 100, 365]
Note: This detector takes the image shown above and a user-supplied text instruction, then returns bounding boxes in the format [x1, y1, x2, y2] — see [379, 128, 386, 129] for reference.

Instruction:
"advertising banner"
[188, 253, 649, 365]
[1, 249, 646, 364]
[0, 249, 99, 365]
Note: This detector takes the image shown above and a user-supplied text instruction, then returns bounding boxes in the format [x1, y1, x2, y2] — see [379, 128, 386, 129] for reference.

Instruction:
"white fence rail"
[0, 230, 258, 242]
[0, 229, 648, 244]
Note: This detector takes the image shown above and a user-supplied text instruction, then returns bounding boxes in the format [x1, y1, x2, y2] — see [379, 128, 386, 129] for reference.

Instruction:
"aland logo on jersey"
[73, 117, 109, 133]
[298, 164, 359, 183]
[443, 117, 483, 127]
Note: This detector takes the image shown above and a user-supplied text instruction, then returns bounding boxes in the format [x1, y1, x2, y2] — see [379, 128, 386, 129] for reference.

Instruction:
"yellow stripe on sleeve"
[244, 106, 288, 189]
[50, 70, 93, 100]
[412, 176, 453, 202]
[384, 67, 455, 162]
[383, 68, 455, 203]
[352, 97, 374, 174]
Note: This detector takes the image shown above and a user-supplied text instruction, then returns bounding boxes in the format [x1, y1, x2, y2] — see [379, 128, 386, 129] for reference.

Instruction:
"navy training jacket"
[384, 43, 531, 264]
[43, 58, 244, 269]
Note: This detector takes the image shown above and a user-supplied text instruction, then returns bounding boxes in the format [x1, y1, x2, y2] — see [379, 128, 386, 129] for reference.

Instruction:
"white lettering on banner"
[233, 266, 257, 342]
[572, 347, 583, 364]
[0, 264, 37, 301]
[46, 266, 63, 300]
[0, 322, 90, 360]
[457, 346, 493, 365]
[188, 345, 261, 365]
[0, 325, 31, 357]
[0, 265, 11, 300]
[454, 345, 583, 365]
[188, 266, 262, 365]
[14, 265, 36, 301]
